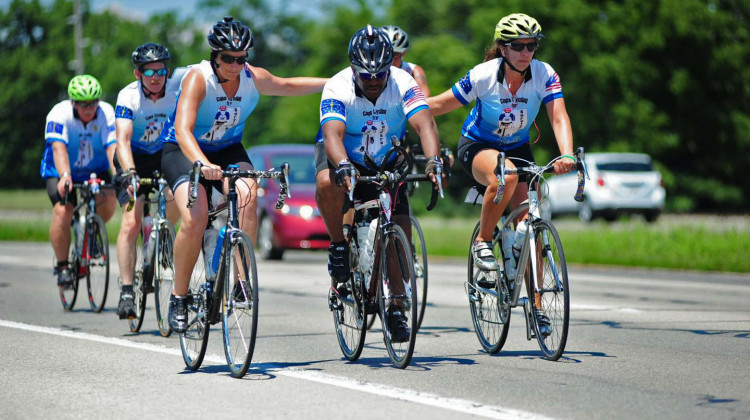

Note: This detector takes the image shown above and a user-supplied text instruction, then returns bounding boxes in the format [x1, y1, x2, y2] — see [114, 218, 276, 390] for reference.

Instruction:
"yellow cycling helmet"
[494, 13, 544, 42]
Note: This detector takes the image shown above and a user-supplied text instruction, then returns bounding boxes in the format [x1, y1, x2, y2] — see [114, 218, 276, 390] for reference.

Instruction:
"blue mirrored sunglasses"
[141, 68, 168, 77]
[358, 71, 388, 81]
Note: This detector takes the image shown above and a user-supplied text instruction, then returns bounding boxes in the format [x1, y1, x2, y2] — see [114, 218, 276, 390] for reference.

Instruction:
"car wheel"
[644, 210, 660, 223]
[258, 214, 284, 260]
[578, 201, 595, 223]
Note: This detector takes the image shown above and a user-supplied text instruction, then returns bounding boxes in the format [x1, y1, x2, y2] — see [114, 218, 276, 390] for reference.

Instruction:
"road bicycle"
[124, 173, 176, 335]
[365, 146, 452, 331]
[466, 147, 586, 360]
[179, 161, 289, 378]
[329, 142, 441, 368]
[57, 175, 112, 312]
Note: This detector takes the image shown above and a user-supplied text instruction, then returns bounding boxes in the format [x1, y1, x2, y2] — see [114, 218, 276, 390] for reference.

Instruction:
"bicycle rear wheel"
[332, 239, 367, 360]
[410, 215, 428, 330]
[221, 232, 259, 378]
[180, 248, 210, 370]
[154, 222, 175, 337]
[128, 231, 148, 332]
[467, 221, 510, 354]
[86, 214, 109, 313]
[529, 220, 569, 361]
[377, 224, 418, 369]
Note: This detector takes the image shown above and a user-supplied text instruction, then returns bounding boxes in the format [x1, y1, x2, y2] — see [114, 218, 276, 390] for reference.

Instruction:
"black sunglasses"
[358, 71, 388, 81]
[506, 42, 539, 52]
[219, 53, 249, 65]
[141, 68, 168, 77]
[74, 100, 99, 109]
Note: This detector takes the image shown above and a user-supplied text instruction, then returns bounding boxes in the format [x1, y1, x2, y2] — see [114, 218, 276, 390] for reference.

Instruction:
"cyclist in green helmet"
[40, 74, 118, 288]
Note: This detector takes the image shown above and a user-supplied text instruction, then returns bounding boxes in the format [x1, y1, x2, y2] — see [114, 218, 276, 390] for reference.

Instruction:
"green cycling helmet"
[494, 13, 544, 42]
[68, 75, 102, 101]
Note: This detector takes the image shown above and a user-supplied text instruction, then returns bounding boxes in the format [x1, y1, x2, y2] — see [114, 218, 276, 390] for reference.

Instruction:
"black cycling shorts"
[113, 151, 163, 206]
[457, 136, 535, 187]
[45, 171, 112, 207]
[161, 142, 253, 193]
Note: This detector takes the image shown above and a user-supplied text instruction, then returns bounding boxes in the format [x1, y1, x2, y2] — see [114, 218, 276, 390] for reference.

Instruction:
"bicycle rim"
[410, 215, 428, 331]
[378, 225, 418, 369]
[467, 221, 510, 354]
[86, 215, 109, 313]
[59, 246, 80, 311]
[154, 223, 175, 337]
[332, 239, 367, 360]
[180, 247, 209, 370]
[532, 220, 569, 360]
[128, 231, 147, 332]
[221, 232, 259, 378]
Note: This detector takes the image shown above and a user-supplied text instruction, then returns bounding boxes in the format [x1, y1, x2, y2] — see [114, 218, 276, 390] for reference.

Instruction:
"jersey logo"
[458, 72, 472, 95]
[46, 122, 64, 135]
[115, 105, 134, 120]
[321, 99, 345, 116]
[403, 86, 425, 108]
[545, 73, 561, 92]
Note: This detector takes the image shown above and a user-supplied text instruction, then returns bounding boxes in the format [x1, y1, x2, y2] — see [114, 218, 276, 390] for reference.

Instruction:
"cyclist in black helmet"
[113, 42, 181, 320]
[314, 25, 442, 343]
[160, 16, 327, 334]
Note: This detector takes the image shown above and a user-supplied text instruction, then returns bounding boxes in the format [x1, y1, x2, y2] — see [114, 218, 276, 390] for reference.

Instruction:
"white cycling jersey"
[162, 61, 260, 152]
[452, 58, 563, 149]
[318, 66, 428, 167]
[40, 100, 116, 182]
[114, 68, 186, 155]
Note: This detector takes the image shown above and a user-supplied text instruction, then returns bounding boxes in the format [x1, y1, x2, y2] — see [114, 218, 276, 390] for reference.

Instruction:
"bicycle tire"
[332, 237, 367, 361]
[85, 214, 109, 313]
[528, 219, 569, 361]
[128, 230, 148, 332]
[467, 221, 510, 354]
[377, 224, 418, 369]
[180, 247, 210, 371]
[410, 215, 428, 330]
[154, 222, 175, 337]
[58, 246, 80, 311]
[221, 231, 259, 378]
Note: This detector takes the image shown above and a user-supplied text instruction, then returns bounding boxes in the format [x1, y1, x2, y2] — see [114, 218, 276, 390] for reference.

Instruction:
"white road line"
[0, 319, 553, 420]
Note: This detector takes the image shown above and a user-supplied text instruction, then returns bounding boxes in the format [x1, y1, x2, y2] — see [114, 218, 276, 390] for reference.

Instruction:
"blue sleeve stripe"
[406, 105, 429, 121]
[451, 85, 469, 105]
[543, 93, 564, 104]
[321, 116, 345, 126]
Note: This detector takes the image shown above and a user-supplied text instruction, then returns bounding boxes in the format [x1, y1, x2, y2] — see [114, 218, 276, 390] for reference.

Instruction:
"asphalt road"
[1, 241, 748, 420]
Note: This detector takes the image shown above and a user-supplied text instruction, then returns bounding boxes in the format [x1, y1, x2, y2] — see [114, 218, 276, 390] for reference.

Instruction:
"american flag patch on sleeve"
[403, 86, 426, 108]
[545, 73, 562, 92]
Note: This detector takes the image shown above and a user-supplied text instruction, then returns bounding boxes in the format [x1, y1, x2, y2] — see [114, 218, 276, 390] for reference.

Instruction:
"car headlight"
[278, 204, 317, 220]
[299, 205, 314, 220]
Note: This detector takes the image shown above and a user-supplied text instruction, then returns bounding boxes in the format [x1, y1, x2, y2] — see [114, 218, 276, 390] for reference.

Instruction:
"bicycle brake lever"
[493, 152, 506, 204]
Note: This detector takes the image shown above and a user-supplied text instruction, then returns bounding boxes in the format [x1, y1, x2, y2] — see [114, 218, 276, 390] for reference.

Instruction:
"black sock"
[122, 285, 134, 295]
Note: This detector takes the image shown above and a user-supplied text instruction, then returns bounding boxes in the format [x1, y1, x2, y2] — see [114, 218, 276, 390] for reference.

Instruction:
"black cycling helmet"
[207, 16, 254, 52]
[348, 24, 393, 74]
[131, 43, 171, 68]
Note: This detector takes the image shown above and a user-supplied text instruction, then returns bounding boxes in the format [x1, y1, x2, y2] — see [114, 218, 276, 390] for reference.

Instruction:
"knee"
[119, 215, 140, 239]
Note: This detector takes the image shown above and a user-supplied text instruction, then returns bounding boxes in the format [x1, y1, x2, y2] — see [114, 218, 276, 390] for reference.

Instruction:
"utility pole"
[73, 0, 84, 74]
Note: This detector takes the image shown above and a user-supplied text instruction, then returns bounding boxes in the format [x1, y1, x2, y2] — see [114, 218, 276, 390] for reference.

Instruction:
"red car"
[246, 144, 330, 259]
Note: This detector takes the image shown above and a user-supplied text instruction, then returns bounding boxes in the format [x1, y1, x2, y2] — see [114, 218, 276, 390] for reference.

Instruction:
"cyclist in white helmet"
[428, 13, 575, 336]
[381, 25, 430, 97]
[40, 75, 117, 288]
[113, 42, 181, 320]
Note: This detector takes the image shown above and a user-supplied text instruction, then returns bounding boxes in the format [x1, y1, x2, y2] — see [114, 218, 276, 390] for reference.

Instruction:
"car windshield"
[596, 161, 653, 172]
[270, 154, 316, 185]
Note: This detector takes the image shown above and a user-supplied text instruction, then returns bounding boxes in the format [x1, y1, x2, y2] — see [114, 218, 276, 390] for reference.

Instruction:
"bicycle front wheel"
[180, 248, 210, 371]
[377, 224, 418, 369]
[86, 214, 109, 313]
[467, 221, 510, 354]
[530, 220, 569, 361]
[59, 231, 81, 311]
[332, 239, 367, 361]
[128, 231, 148, 332]
[221, 232, 259, 378]
[410, 215, 428, 330]
[154, 222, 176, 337]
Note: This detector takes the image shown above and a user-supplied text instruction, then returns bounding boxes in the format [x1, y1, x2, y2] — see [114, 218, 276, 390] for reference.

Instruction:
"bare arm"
[426, 89, 464, 116]
[52, 142, 72, 196]
[545, 98, 575, 174]
[250, 65, 327, 96]
[115, 119, 135, 171]
[174, 69, 210, 165]
[411, 64, 430, 97]
[105, 143, 117, 176]
[407, 108, 439, 158]
[322, 119, 350, 192]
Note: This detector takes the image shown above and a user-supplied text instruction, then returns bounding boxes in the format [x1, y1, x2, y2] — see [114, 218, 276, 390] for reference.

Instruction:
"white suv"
[543, 152, 665, 222]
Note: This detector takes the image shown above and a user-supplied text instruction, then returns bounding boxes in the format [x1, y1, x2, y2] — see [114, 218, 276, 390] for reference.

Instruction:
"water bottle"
[511, 220, 529, 264]
[73, 212, 84, 254]
[203, 226, 219, 281]
[142, 215, 154, 265]
[501, 227, 516, 281]
[356, 222, 370, 272]
[362, 219, 378, 289]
